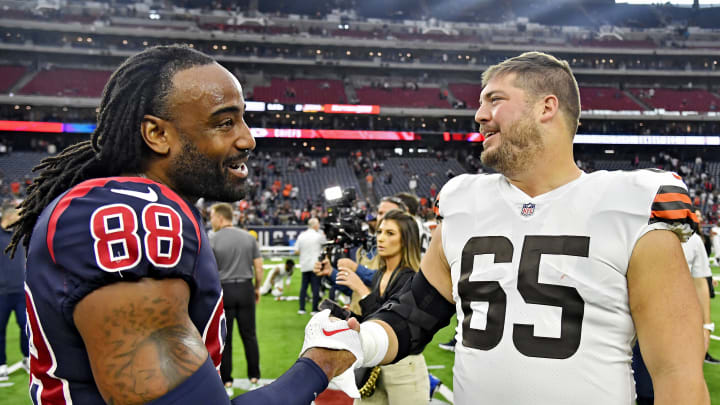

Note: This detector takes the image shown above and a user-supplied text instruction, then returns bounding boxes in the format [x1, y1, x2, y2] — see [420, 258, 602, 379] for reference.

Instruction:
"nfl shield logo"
[521, 203, 536, 217]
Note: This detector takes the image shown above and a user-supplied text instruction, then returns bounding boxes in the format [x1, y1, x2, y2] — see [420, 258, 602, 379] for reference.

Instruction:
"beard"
[167, 136, 247, 202]
[480, 114, 545, 177]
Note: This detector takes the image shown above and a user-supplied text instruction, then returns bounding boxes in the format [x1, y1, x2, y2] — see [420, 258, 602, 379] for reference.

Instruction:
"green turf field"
[2, 257, 719, 404]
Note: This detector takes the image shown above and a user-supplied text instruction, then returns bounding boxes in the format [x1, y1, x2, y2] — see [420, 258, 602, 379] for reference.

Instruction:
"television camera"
[318, 186, 371, 268]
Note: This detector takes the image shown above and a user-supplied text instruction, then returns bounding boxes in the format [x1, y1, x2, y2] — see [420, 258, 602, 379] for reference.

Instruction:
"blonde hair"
[377, 209, 421, 272]
[210, 202, 233, 221]
[482, 51, 580, 135]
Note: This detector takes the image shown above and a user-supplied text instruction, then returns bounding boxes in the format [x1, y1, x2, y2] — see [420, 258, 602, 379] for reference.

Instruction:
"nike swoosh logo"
[322, 327, 352, 337]
[110, 187, 158, 202]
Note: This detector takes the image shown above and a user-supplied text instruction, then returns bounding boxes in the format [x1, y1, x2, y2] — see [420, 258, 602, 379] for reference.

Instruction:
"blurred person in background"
[295, 217, 326, 315]
[318, 196, 408, 313]
[209, 202, 264, 394]
[0, 206, 28, 380]
[333, 209, 429, 404]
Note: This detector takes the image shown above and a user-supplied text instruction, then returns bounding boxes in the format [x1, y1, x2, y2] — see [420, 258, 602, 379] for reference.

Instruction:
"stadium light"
[323, 186, 343, 203]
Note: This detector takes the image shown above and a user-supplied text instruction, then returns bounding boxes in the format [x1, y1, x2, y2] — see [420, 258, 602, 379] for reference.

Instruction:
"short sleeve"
[252, 237, 261, 260]
[635, 170, 698, 243]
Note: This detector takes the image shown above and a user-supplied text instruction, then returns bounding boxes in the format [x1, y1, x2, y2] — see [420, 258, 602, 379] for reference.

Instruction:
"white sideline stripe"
[262, 264, 300, 269]
[711, 334, 720, 341]
[427, 365, 446, 369]
[7, 361, 23, 374]
[436, 385, 454, 404]
[0, 382, 15, 388]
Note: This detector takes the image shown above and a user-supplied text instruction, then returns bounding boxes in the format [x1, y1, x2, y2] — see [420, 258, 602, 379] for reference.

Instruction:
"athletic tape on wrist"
[359, 321, 389, 367]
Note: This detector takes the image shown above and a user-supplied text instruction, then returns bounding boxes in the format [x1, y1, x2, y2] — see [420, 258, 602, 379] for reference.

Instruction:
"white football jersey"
[416, 216, 432, 254]
[437, 169, 695, 405]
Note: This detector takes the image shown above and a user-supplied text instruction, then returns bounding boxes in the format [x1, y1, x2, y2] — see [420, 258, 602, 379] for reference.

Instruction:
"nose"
[236, 118, 256, 151]
[474, 102, 490, 127]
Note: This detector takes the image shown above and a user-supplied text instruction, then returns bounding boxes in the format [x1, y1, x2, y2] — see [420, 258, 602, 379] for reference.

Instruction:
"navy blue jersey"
[24, 177, 226, 404]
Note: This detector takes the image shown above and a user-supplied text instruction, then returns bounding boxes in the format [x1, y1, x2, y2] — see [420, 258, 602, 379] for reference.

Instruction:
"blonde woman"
[336, 209, 429, 405]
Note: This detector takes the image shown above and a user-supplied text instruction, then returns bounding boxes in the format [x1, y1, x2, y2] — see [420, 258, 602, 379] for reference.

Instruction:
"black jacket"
[358, 266, 415, 321]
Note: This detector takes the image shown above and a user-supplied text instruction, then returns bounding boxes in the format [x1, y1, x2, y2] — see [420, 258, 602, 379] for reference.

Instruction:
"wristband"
[147, 357, 228, 405]
[703, 323, 715, 332]
[359, 321, 389, 367]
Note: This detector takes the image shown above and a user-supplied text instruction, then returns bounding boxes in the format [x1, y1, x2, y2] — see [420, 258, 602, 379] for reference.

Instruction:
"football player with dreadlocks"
[7, 45, 358, 405]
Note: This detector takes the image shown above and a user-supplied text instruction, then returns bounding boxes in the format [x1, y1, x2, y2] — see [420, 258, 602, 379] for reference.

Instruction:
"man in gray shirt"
[209, 203, 264, 395]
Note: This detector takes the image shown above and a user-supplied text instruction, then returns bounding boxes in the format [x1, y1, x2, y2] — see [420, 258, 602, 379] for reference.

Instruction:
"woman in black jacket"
[336, 209, 429, 404]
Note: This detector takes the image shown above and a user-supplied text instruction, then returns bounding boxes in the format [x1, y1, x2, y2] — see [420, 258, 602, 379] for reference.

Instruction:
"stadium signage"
[294, 104, 380, 114]
[245, 101, 266, 112]
[246, 226, 305, 247]
[1, 121, 718, 145]
[250, 128, 418, 140]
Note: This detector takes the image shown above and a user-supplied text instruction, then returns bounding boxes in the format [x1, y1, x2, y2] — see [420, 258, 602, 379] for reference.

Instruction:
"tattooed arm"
[74, 278, 208, 405]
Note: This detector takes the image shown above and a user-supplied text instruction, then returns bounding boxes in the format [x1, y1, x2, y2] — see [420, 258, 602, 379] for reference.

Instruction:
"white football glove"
[300, 309, 363, 398]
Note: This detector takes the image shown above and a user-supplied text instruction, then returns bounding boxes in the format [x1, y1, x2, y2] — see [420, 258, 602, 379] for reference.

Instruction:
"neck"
[384, 255, 401, 273]
[133, 164, 198, 203]
[214, 221, 232, 231]
[506, 143, 582, 198]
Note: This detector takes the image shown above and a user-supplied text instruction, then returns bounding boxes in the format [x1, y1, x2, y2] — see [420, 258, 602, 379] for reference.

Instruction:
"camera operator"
[315, 196, 408, 313]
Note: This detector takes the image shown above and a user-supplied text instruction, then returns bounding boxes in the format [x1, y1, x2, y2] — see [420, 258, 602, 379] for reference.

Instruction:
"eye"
[490, 97, 501, 104]
[218, 119, 234, 128]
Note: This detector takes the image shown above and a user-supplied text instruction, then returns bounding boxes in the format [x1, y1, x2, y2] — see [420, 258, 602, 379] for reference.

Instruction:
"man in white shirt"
[711, 224, 720, 266]
[295, 218, 326, 314]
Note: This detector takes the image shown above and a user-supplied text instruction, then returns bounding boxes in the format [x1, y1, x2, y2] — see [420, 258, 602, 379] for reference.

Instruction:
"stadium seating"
[448, 83, 483, 109]
[577, 39, 657, 49]
[372, 156, 465, 199]
[579, 87, 645, 111]
[250, 156, 364, 209]
[0, 66, 26, 93]
[0, 151, 48, 181]
[355, 87, 451, 108]
[19, 68, 112, 97]
[252, 78, 347, 105]
[628, 88, 720, 112]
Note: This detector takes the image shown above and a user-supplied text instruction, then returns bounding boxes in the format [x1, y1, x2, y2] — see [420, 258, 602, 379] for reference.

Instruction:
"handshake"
[300, 310, 389, 398]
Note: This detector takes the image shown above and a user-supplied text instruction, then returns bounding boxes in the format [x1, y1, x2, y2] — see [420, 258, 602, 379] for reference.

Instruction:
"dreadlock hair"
[6, 45, 215, 258]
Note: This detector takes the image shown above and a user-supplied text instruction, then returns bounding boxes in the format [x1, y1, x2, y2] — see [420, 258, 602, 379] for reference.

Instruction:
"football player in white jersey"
[711, 225, 720, 266]
[338, 51, 710, 405]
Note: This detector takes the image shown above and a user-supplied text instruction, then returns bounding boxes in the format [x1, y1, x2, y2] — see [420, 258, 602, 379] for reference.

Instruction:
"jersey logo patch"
[110, 187, 158, 202]
[521, 203, 536, 217]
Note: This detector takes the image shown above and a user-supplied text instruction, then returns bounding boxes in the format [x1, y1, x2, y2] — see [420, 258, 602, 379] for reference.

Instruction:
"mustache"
[479, 125, 499, 133]
[223, 150, 251, 166]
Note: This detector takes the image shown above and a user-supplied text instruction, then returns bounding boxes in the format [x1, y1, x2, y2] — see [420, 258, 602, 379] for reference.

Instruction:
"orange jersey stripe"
[653, 192, 691, 205]
[651, 208, 699, 222]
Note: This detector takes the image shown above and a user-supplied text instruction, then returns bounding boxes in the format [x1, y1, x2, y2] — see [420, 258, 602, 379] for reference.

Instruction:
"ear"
[141, 114, 173, 155]
[538, 94, 559, 124]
